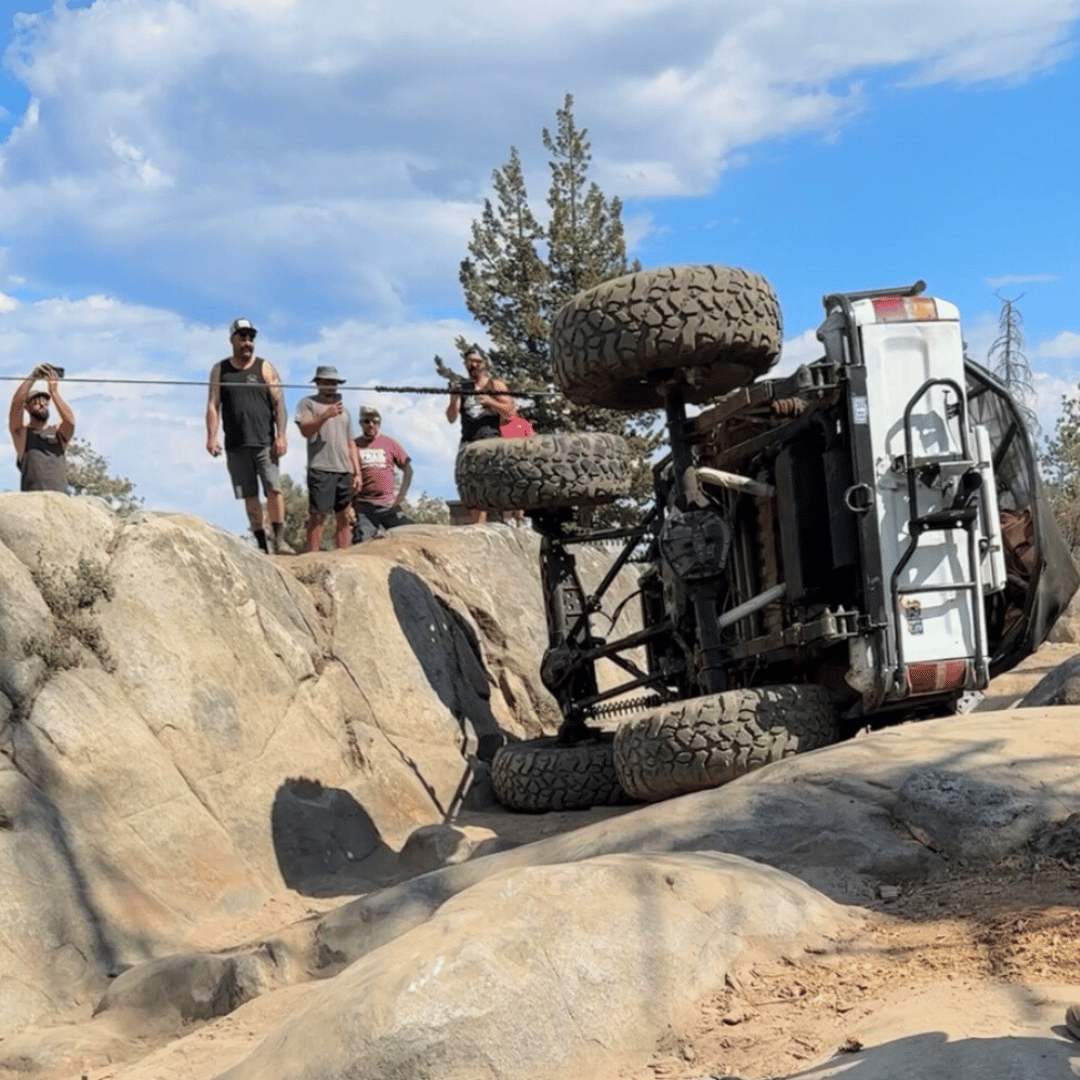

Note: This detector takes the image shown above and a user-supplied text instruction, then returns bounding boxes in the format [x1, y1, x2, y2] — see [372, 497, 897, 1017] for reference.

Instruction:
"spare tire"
[551, 265, 782, 410]
[455, 432, 631, 511]
[613, 685, 838, 801]
[492, 736, 631, 812]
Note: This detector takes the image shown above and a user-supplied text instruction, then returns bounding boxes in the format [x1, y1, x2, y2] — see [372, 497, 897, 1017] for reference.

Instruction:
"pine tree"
[454, 94, 658, 520]
[1042, 394, 1080, 553]
[988, 292, 1039, 438]
[66, 439, 142, 515]
[458, 145, 548, 393]
[544, 101, 631, 310]
[401, 492, 451, 525]
[274, 473, 311, 552]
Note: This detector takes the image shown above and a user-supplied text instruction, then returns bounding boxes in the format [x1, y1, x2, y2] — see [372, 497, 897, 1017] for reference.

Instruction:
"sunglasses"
[236, 330, 256, 341]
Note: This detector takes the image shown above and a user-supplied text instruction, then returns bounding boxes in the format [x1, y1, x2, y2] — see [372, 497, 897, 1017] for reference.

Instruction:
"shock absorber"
[663, 383, 727, 694]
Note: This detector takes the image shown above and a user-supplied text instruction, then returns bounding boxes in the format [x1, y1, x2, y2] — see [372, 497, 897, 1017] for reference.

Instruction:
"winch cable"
[0, 374, 562, 397]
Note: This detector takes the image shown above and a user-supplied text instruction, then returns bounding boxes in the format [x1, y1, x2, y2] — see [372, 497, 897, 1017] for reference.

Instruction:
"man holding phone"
[295, 365, 362, 552]
[8, 363, 75, 493]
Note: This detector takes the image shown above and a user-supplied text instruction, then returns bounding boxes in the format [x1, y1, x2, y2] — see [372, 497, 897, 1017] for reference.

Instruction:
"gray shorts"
[226, 447, 281, 500]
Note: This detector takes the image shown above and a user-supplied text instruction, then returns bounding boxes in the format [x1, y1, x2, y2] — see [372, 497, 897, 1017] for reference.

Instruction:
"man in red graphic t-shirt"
[351, 405, 413, 542]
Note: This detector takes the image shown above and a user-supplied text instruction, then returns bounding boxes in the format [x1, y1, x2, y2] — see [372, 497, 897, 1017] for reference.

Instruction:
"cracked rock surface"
[0, 494, 639, 1035]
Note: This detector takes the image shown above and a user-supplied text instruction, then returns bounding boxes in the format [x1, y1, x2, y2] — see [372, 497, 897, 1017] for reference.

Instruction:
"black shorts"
[307, 469, 354, 515]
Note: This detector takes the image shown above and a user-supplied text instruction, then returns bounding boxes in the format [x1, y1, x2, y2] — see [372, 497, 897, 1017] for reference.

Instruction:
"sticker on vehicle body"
[901, 598, 924, 635]
[852, 396, 869, 425]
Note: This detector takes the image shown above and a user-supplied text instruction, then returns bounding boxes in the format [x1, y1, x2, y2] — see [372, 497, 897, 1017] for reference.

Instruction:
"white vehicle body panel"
[854, 306, 990, 684]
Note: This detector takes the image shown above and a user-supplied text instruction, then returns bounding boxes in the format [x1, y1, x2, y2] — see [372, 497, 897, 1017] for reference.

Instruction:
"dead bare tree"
[987, 291, 1040, 438]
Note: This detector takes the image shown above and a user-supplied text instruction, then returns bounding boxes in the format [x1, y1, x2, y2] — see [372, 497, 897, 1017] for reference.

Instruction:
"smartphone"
[52, 367, 65, 379]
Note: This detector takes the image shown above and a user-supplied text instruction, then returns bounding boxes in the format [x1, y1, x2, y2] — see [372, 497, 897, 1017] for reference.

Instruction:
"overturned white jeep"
[456, 267, 1079, 811]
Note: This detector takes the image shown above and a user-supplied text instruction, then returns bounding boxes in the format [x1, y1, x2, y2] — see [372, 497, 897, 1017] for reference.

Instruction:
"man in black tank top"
[8, 364, 75, 493]
[206, 318, 289, 553]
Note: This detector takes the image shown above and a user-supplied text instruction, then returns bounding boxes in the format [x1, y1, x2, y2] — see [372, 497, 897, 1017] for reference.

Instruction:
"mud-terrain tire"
[613, 685, 838, 802]
[551, 265, 782, 410]
[492, 736, 631, 812]
[455, 433, 631, 512]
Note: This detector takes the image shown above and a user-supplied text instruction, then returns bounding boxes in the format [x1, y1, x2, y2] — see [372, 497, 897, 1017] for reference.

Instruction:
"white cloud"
[0, 0, 1075, 324]
[107, 129, 174, 189]
[1031, 367, 1080, 440]
[1036, 330, 1080, 360]
[987, 273, 1060, 289]
[774, 327, 824, 377]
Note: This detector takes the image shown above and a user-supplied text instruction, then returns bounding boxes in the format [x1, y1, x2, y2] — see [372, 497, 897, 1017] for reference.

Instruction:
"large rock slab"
[217, 851, 855, 1080]
[313, 709, 1080, 972]
[1018, 651, 1080, 706]
[6, 706, 1080, 1080]
[0, 496, 637, 1035]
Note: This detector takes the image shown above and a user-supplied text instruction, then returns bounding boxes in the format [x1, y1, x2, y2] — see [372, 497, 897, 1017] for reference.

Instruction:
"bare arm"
[264, 361, 288, 458]
[44, 367, 75, 447]
[296, 400, 345, 437]
[348, 433, 363, 492]
[395, 457, 413, 507]
[477, 378, 515, 423]
[446, 386, 461, 424]
[8, 372, 34, 460]
[206, 364, 222, 456]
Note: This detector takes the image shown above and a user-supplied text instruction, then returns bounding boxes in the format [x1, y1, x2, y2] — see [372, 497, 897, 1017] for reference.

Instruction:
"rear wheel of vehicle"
[613, 685, 838, 802]
[455, 433, 631, 512]
[492, 736, 632, 812]
[551, 265, 782, 410]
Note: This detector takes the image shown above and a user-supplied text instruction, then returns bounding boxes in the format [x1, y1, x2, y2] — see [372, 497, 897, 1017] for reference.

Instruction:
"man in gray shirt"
[295, 366, 362, 552]
[8, 364, 75, 493]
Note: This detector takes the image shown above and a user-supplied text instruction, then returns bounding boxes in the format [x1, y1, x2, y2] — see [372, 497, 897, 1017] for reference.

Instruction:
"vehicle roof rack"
[823, 280, 926, 307]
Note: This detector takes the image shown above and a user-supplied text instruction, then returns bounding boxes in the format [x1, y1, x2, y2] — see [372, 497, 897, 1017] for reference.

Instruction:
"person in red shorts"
[352, 405, 413, 542]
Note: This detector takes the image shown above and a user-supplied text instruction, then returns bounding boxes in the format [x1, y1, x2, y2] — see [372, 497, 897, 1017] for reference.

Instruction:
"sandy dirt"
[626, 857, 1080, 1080]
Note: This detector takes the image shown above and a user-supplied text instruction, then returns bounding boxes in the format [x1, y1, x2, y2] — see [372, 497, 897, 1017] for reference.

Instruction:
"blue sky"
[1, 0, 1078, 534]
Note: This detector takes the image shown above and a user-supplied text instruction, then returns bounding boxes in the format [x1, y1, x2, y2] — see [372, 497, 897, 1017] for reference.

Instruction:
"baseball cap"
[229, 318, 258, 337]
[360, 405, 381, 420]
[27, 384, 51, 402]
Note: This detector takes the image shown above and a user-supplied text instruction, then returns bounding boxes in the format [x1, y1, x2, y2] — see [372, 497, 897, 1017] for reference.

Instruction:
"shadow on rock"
[792, 1029, 1077, 1078]
[387, 565, 505, 762]
[271, 777, 395, 897]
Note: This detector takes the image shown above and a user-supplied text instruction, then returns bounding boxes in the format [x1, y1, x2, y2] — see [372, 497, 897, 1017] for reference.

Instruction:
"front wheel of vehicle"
[491, 736, 632, 812]
[613, 685, 838, 802]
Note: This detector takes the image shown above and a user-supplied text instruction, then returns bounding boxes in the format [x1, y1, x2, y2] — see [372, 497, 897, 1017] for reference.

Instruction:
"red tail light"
[907, 660, 968, 694]
[872, 296, 939, 322]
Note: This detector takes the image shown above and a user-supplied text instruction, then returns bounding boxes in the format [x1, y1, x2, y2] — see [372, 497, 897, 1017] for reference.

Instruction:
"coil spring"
[587, 693, 669, 720]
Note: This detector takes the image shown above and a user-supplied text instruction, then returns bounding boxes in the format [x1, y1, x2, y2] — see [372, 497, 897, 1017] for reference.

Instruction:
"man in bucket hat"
[8, 363, 75, 492]
[295, 365, 362, 552]
[206, 318, 288, 553]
